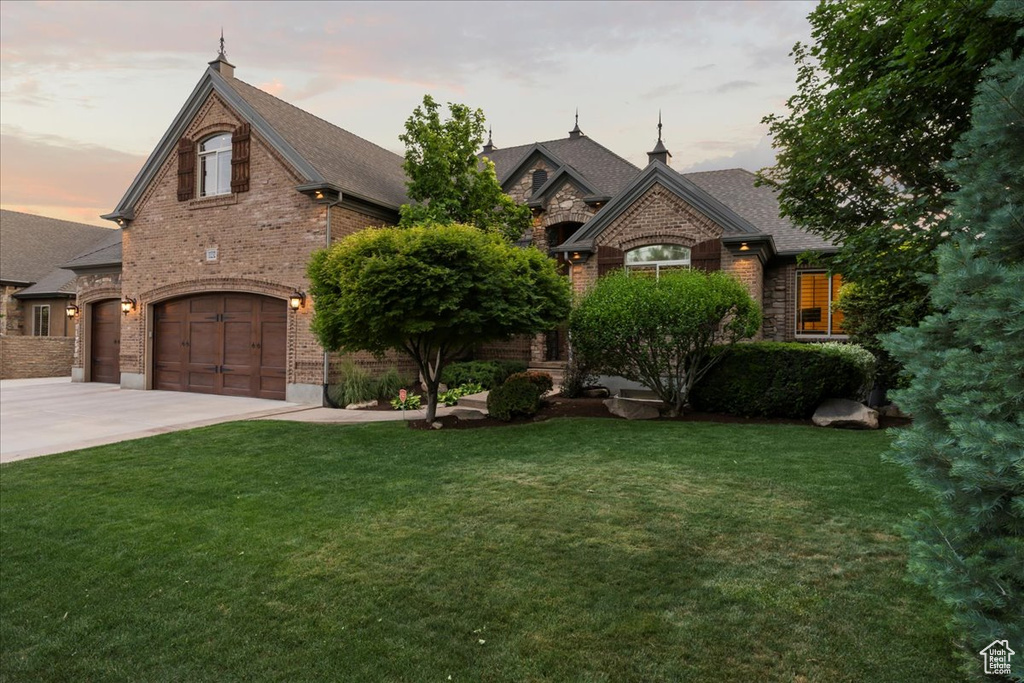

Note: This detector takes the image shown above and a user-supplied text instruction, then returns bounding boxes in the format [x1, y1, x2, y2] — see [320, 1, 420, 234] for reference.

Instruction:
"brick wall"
[721, 249, 764, 339]
[0, 336, 75, 379]
[106, 90, 391, 396]
[475, 335, 532, 362]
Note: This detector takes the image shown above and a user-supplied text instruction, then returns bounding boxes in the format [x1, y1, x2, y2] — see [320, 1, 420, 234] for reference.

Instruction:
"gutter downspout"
[322, 198, 342, 407]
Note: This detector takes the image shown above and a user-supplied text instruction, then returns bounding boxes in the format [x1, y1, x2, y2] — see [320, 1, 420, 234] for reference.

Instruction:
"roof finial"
[482, 126, 496, 154]
[569, 108, 583, 140]
[648, 111, 671, 166]
[218, 29, 226, 59]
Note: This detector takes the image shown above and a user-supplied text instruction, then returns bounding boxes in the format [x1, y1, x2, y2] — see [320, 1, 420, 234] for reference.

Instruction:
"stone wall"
[1, 285, 24, 335]
[0, 336, 75, 379]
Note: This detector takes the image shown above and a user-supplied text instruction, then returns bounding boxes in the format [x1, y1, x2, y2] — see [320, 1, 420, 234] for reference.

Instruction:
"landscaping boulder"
[582, 387, 611, 399]
[604, 396, 660, 420]
[812, 398, 879, 429]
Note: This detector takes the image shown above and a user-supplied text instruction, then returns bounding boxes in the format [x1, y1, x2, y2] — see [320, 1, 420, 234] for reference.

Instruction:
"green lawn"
[0, 419, 959, 682]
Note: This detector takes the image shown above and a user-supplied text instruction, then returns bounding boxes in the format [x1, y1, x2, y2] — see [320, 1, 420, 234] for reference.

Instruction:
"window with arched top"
[625, 244, 691, 277]
[199, 133, 232, 197]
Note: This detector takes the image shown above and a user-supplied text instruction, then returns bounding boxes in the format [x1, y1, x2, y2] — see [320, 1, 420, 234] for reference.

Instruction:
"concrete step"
[456, 390, 489, 410]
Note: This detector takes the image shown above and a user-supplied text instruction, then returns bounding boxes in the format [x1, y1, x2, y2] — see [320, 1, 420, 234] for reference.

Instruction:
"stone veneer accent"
[1, 285, 25, 335]
[0, 336, 75, 379]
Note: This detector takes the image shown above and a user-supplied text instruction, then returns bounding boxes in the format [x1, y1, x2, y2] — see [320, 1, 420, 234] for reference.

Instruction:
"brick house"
[0, 210, 116, 378]
[72, 52, 842, 404]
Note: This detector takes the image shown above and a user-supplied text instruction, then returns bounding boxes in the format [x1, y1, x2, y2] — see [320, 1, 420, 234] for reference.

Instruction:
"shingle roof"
[0, 210, 116, 285]
[12, 268, 77, 298]
[223, 76, 409, 209]
[63, 229, 123, 270]
[484, 136, 640, 197]
[681, 169, 837, 254]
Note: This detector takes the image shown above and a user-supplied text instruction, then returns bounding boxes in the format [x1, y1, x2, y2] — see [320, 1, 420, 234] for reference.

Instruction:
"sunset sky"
[0, 0, 816, 227]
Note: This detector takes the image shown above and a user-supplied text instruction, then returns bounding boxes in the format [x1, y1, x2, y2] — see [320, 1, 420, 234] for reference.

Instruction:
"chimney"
[568, 109, 583, 140]
[647, 112, 672, 166]
[208, 30, 235, 79]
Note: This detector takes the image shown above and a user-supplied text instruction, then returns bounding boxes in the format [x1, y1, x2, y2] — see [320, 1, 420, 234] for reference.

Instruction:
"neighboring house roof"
[105, 63, 408, 223]
[63, 229, 123, 271]
[12, 268, 78, 299]
[682, 169, 837, 255]
[558, 161, 762, 251]
[484, 136, 641, 197]
[0, 209, 116, 286]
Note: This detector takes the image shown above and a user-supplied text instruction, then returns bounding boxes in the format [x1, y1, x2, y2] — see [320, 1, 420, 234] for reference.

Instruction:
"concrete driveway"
[0, 377, 305, 463]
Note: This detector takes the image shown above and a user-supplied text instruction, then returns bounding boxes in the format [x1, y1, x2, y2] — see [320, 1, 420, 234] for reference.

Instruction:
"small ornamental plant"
[390, 391, 422, 411]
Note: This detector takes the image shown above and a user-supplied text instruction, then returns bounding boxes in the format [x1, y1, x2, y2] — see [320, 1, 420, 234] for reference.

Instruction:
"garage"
[153, 293, 287, 400]
[91, 299, 121, 384]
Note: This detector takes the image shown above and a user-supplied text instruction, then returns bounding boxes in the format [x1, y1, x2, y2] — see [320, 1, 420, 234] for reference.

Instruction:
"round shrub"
[486, 376, 544, 421]
[505, 370, 554, 395]
[689, 342, 870, 418]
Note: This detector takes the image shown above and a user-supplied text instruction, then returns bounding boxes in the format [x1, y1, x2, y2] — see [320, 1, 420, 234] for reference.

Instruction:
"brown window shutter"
[597, 246, 624, 277]
[231, 123, 251, 193]
[691, 238, 722, 272]
[176, 137, 194, 201]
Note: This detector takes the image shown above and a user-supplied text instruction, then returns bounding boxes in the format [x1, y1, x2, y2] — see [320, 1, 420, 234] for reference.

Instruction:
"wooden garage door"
[91, 299, 121, 384]
[153, 293, 287, 400]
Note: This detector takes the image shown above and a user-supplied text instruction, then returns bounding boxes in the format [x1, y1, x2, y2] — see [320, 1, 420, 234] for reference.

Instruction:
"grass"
[0, 419, 959, 682]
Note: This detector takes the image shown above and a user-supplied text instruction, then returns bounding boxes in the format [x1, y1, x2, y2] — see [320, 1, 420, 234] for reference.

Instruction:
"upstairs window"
[32, 304, 50, 336]
[625, 244, 691, 278]
[796, 271, 845, 336]
[199, 133, 232, 197]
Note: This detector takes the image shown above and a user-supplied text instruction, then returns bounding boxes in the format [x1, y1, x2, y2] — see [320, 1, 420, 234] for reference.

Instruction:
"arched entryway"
[152, 292, 286, 400]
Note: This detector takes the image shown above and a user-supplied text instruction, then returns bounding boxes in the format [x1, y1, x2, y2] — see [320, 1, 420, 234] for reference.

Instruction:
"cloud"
[0, 127, 145, 223]
[714, 80, 758, 94]
[681, 134, 777, 173]
[1, 78, 53, 106]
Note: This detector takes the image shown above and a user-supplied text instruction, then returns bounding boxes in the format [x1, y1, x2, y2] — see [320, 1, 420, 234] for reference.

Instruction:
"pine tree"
[883, 2, 1024, 678]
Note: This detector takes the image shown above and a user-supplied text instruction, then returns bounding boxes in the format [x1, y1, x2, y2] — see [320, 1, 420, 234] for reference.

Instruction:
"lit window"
[796, 272, 845, 336]
[625, 244, 691, 278]
[32, 304, 50, 336]
[199, 133, 232, 197]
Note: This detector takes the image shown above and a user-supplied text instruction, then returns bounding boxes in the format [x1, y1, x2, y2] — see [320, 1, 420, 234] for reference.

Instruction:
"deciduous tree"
[399, 95, 531, 242]
[308, 223, 570, 422]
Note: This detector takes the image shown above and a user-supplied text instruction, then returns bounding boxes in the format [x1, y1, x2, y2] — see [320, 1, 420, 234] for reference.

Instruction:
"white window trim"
[198, 133, 232, 197]
[625, 245, 691, 279]
[794, 270, 847, 339]
[32, 304, 50, 336]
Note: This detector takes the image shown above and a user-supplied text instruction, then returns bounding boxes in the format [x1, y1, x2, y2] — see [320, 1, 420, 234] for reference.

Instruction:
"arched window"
[199, 133, 232, 197]
[625, 244, 691, 277]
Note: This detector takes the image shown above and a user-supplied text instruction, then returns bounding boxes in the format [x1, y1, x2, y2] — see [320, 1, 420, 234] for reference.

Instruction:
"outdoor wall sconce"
[121, 297, 136, 315]
[739, 242, 750, 251]
[569, 251, 591, 264]
[66, 303, 79, 318]
[289, 291, 305, 310]
[314, 190, 324, 200]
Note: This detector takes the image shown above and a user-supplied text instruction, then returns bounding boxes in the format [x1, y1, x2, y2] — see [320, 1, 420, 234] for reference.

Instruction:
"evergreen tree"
[883, 2, 1024, 677]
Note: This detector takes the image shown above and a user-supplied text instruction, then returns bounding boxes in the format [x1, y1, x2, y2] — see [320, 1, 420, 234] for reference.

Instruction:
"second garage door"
[153, 293, 287, 400]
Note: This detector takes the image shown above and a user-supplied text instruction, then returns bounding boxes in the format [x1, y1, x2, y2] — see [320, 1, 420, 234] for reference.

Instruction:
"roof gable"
[105, 66, 407, 223]
[484, 136, 640, 197]
[491, 144, 565, 191]
[559, 161, 761, 251]
[529, 164, 601, 203]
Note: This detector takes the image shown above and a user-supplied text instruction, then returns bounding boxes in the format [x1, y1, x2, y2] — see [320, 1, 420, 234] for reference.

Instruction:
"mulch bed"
[403, 395, 912, 431]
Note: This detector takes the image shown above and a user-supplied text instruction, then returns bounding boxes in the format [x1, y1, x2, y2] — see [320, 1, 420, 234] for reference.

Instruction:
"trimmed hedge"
[441, 360, 527, 390]
[486, 376, 544, 421]
[690, 342, 869, 418]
